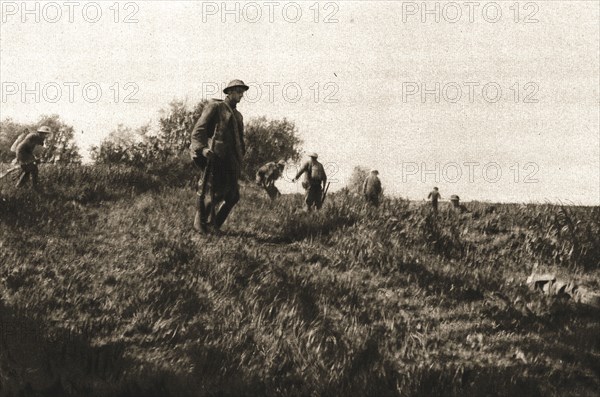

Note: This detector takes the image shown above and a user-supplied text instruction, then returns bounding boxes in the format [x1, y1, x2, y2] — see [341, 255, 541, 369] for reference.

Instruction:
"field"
[0, 164, 599, 396]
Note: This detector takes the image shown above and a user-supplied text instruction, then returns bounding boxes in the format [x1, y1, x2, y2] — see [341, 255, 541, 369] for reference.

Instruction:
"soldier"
[427, 187, 442, 214]
[362, 169, 382, 206]
[256, 160, 286, 200]
[292, 152, 327, 211]
[450, 195, 470, 213]
[14, 126, 51, 189]
[190, 79, 249, 233]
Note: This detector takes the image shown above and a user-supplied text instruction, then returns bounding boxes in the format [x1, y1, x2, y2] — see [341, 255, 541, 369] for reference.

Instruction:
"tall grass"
[0, 164, 598, 396]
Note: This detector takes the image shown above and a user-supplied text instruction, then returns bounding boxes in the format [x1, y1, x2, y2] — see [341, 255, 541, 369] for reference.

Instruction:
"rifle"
[0, 165, 20, 180]
[321, 182, 331, 204]
[198, 138, 217, 226]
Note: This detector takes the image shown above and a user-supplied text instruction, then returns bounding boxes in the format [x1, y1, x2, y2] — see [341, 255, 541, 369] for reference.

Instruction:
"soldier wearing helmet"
[14, 125, 51, 189]
[362, 169, 382, 206]
[190, 79, 249, 233]
[292, 152, 327, 211]
[255, 159, 286, 200]
[427, 187, 442, 215]
[450, 194, 470, 213]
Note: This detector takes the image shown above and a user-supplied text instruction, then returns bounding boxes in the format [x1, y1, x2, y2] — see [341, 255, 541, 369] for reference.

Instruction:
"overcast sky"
[1, 1, 598, 204]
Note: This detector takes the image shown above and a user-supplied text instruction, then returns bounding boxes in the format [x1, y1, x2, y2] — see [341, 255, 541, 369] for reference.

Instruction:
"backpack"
[10, 132, 28, 153]
[309, 161, 325, 181]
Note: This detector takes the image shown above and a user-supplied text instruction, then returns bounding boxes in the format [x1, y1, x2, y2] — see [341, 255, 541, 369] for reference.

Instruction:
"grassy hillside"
[1, 165, 599, 396]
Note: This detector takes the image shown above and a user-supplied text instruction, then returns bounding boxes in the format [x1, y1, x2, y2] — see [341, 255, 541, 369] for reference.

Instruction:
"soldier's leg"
[266, 184, 279, 200]
[314, 186, 323, 210]
[304, 188, 314, 211]
[374, 196, 380, 207]
[30, 164, 39, 189]
[206, 159, 231, 227]
[16, 172, 29, 187]
[193, 171, 212, 233]
[212, 163, 240, 229]
[16, 165, 31, 188]
[214, 183, 239, 228]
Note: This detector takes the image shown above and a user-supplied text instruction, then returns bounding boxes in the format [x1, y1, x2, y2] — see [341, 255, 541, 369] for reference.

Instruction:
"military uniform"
[256, 161, 285, 200]
[363, 172, 382, 206]
[190, 85, 246, 230]
[294, 155, 327, 211]
[14, 127, 49, 188]
[428, 189, 441, 214]
[450, 195, 469, 213]
[256, 162, 282, 187]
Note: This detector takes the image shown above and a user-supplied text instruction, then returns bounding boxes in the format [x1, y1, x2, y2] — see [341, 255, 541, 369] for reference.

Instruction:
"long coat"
[190, 99, 245, 176]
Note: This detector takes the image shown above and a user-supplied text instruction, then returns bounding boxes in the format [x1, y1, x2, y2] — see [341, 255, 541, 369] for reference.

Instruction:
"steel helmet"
[277, 160, 286, 166]
[370, 169, 379, 174]
[37, 126, 51, 134]
[450, 195, 460, 201]
[223, 79, 249, 94]
[308, 152, 318, 159]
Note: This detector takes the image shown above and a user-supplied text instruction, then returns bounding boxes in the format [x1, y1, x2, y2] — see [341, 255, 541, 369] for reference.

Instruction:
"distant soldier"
[190, 79, 249, 233]
[450, 195, 470, 213]
[362, 169, 382, 206]
[427, 187, 442, 214]
[292, 152, 327, 211]
[256, 160, 286, 200]
[14, 126, 51, 189]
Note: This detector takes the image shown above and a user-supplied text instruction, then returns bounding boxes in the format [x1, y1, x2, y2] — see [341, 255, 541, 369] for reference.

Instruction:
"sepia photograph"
[0, 1, 599, 395]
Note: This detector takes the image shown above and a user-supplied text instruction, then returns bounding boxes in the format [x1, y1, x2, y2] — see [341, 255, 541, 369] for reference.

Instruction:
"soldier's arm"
[362, 178, 368, 194]
[294, 162, 309, 180]
[190, 101, 219, 158]
[321, 164, 327, 187]
[256, 166, 266, 178]
[427, 192, 432, 199]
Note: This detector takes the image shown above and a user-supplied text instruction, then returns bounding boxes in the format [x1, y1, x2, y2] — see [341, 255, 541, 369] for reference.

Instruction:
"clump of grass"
[509, 204, 600, 270]
[274, 193, 363, 242]
[416, 210, 464, 258]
